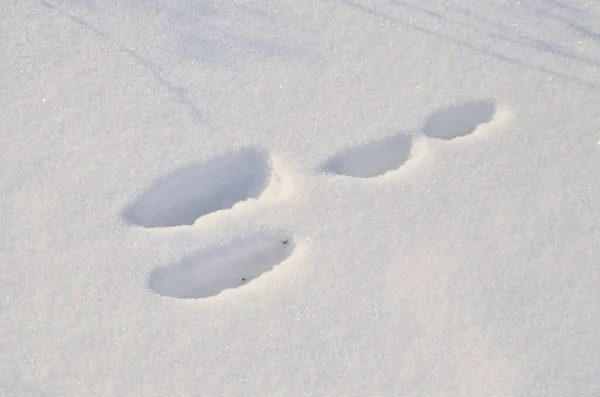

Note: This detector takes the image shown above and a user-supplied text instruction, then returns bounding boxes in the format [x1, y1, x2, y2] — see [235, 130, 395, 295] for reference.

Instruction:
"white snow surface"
[2, 0, 600, 395]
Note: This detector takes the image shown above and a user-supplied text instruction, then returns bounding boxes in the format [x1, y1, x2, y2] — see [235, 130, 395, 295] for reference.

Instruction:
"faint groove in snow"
[422, 100, 497, 140]
[38, 0, 203, 122]
[123, 148, 271, 228]
[148, 232, 295, 299]
[324, 133, 413, 178]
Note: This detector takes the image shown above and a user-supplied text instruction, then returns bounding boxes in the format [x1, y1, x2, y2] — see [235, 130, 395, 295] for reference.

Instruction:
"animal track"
[123, 148, 271, 228]
[324, 133, 413, 178]
[131, 98, 503, 299]
[148, 232, 295, 299]
[422, 100, 496, 140]
[323, 99, 499, 179]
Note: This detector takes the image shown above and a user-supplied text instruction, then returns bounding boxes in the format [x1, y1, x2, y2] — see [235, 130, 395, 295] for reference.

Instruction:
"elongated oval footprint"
[422, 100, 496, 140]
[148, 231, 295, 299]
[323, 133, 413, 178]
[123, 148, 271, 228]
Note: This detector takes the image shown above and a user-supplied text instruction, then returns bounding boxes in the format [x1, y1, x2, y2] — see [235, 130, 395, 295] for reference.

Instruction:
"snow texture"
[2, 0, 600, 396]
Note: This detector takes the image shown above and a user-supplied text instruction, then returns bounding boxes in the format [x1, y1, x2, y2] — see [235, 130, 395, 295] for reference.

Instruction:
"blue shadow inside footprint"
[422, 100, 496, 140]
[324, 133, 413, 178]
[148, 232, 295, 299]
[123, 148, 270, 228]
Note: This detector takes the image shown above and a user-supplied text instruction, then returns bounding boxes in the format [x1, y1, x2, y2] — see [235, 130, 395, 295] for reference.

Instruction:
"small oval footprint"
[148, 231, 294, 299]
[422, 100, 496, 140]
[323, 133, 413, 178]
[123, 148, 271, 228]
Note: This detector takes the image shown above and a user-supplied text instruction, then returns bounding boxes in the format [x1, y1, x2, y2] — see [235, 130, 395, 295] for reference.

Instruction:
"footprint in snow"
[124, 147, 297, 299]
[421, 100, 497, 140]
[148, 232, 295, 299]
[322, 99, 499, 178]
[323, 133, 413, 178]
[130, 98, 503, 299]
[123, 148, 271, 228]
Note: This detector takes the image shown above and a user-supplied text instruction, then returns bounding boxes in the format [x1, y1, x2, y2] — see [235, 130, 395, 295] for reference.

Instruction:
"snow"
[122, 148, 273, 228]
[2, 0, 600, 395]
